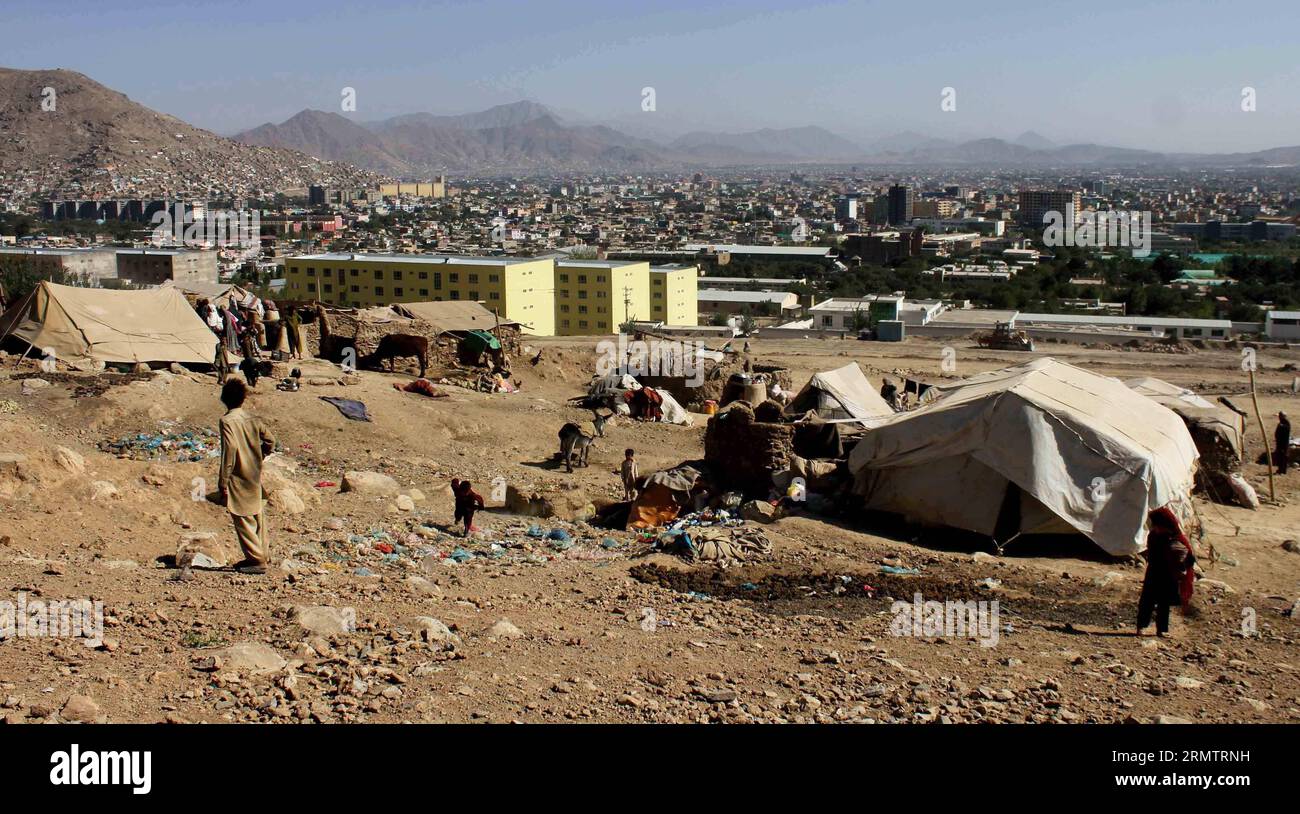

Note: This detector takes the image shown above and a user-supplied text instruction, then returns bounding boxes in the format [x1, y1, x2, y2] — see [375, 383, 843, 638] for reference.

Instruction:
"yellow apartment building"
[649, 264, 699, 326]
[554, 260, 651, 336]
[283, 252, 555, 335]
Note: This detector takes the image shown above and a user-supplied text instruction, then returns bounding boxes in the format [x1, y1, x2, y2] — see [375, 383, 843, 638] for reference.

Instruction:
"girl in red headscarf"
[1137, 506, 1197, 637]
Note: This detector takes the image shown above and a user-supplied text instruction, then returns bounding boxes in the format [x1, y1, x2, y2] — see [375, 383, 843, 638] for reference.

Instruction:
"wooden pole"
[1249, 366, 1276, 502]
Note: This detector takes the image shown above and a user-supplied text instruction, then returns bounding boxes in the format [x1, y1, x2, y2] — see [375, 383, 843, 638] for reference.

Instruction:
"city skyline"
[4, 0, 1299, 153]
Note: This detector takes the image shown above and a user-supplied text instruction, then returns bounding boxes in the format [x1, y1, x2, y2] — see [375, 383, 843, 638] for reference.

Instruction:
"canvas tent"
[785, 362, 895, 423]
[847, 358, 1199, 556]
[391, 300, 520, 335]
[0, 281, 216, 367]
[159, 280, 242, 309]
[1124, 376, 1244, 473]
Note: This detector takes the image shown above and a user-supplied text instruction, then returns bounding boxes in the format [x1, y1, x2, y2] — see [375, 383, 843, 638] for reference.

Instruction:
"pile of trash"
[667, 506, 746, 530]
[98, 428, 220, 462]
[287, 516, 626, 577]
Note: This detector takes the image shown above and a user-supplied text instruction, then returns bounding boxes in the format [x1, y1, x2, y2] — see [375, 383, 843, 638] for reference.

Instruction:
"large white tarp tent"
[847, 357, 1199, 555]
[785, 362, 895, 423]
[1124, 376, 1244, 470]
[0, 281, 216, 367]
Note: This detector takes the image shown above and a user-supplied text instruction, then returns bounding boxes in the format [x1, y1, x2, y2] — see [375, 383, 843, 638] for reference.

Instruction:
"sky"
[5, 0, 1300, 153]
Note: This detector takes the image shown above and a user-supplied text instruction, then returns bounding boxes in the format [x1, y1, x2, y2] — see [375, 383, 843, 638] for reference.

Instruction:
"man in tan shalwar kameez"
[218, 379, 275, 574]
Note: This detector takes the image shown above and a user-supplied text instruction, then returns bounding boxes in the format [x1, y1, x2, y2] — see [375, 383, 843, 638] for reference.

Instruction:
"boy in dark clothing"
[1137, 506, 1196, 637]
[1275, 412, 1291, 474]
[451, 479, 485, 536]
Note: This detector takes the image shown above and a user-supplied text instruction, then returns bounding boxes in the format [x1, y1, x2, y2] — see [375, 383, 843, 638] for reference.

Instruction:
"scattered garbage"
[880, 564, 921, 576]
[99, 428, 220, 462]
[320, 397, 372, 422]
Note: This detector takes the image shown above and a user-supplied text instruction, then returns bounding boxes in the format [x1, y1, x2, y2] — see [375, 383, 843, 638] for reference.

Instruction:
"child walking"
[620, 449, 639, 502]
[451, 479, 485, 536]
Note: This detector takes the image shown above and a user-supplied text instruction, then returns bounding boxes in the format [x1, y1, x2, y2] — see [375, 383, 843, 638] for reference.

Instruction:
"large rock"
[89, 480, 120, 501]
[740, 499, 778, 523]
[20, 378, 50, 396]
[54, 447, 85, 475]
[294, 606, 356, 636]
[268, 487, 306, 514]
[486, 618, 524, 639]
[177, 532, 233, 569]
[411, 616, 460, 649]
[222, 642, 286, 674]
[61, 695, 101, 723]
[404, 575, 442, 596]
[341, 471, 400, 496]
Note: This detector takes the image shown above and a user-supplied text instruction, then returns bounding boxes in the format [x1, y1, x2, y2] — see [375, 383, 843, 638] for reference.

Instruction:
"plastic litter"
[880, 565, 921, 576]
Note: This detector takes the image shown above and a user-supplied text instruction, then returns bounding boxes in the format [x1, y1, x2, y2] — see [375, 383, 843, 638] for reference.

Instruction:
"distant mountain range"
[0, 68, 381, 198]
[5, 66, 1300, 196]
[239, 100, 1300, 174]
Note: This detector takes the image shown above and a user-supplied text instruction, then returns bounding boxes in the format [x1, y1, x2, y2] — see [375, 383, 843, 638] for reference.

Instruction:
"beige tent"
[0, 281, 216, 366]
[848, 358, 1199, 555]
[1124, 376, 1244, 472]
[390, 300, 520, 335]
[785, 362, 895, 422]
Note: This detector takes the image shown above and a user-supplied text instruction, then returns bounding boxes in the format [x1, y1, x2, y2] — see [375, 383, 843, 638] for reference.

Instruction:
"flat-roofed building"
[1016, 312, 1234, 340]
[284, 252, 555, 335]
[554, 259, 650, 335]
[1265, 310, 1300, 341]
[116, 249, 219, 286]
[1018, 189, 1081, 228]
[0, 247, 118, 284]
[649, 264, 698, 326]
[697, 275, 808, 289]
[699, 289, 800, 320]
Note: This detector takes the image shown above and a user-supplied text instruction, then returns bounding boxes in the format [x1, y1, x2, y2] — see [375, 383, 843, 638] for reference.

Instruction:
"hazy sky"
[6, 0, 1300, 152]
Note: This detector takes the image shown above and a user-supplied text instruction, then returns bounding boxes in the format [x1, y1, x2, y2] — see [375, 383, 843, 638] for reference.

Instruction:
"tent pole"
[1248, 367, 1275, 502]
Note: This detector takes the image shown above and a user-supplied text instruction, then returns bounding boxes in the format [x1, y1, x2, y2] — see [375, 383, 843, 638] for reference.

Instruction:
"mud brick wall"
[704, 402, 794, 496]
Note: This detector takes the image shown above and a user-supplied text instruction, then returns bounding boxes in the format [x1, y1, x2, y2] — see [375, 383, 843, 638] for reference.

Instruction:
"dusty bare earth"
[1, 334, 1298, 724]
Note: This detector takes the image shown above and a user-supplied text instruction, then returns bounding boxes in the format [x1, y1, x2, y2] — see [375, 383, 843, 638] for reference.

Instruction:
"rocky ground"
[1, 335, 1298, 724]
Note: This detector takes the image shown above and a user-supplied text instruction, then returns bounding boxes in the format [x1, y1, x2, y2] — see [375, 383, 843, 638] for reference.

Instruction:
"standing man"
[218, 379, 275, 574]
[1275, 412, 1291, 475]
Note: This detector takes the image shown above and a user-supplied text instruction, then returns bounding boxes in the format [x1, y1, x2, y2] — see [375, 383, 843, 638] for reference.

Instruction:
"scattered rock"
[412, 617, 460, 649]
[61, 695, 100, 724]
[89, 480, 120, 501]
[487, 619, 524, 639]
[739, 500, 777, 523]
[293, 606, 355, 636]
[268, 487, 306, 515]
[404, 575, 442, 596]
[54, 446, 85, 474]
[221, 642, 286, 674]
[176, 532, 232, 569]
[341, 471, 400, 496]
